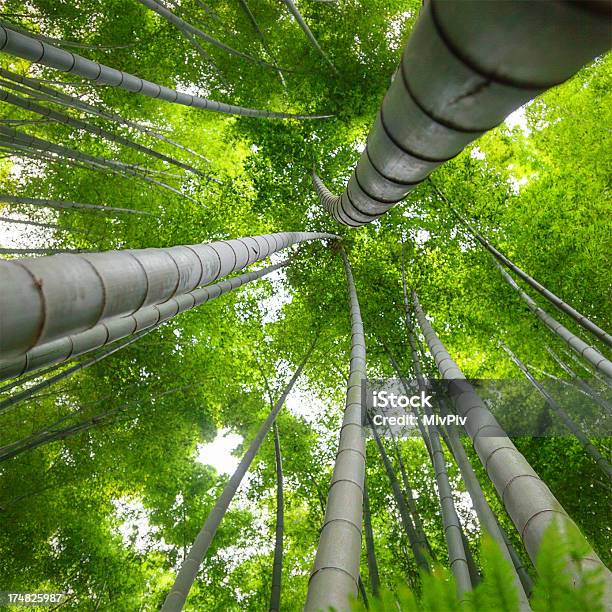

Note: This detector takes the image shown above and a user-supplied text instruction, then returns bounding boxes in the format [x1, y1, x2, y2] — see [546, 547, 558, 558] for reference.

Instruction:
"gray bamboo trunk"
[362, 476, 380, 598]
[312, 1, 609, 225]
[0, 85, 213, 180]
[0, 230, 334, 363]
[304, 249, 367, 612]
[495, 260, 612, 378]
[434, 185, 612, 348]
[501, 342, 612, 480]
[281, 0, 337, 74]
[411, 289, 612, 601]
[545, 346, 612, 415]
[0, 193, 153, 216]
[161, 342, 314, 611]
[0, 258, 291, 380]
[420, 415, 473, 598]
[401, 298, 471, 597]
[0, 68, 211, 163]
[369, 416, 430, 572]
[438, 403, 531, 609]
[0, 26, 331, 119]
[269, 421, 284, 612]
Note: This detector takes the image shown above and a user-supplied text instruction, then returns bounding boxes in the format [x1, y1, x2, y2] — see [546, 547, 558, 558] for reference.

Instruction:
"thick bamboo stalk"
[0, 258, 292, 380]
[0, 68, 211, 163]
[435, 185, 612, 348]
[0, 85, 214, 180]
[281, 0, 337, 75]
[438, 403, 531, 609]
[0, 193, 153, 216]
[305, 249, 367, 612]
[501, 342, 612, 480]
[0, 26, 331, 119]
[495, 260, 612, 378]
[362, 476, 380, 598]
[406, 276, 523, 598]
[161, 341, 314, 611]
[269, 421, 284, 612]
[314, 1, 609, 225]
[402, 307, 471, 596]
[411, 289, 612, 599]
[0, 231, 334, 361]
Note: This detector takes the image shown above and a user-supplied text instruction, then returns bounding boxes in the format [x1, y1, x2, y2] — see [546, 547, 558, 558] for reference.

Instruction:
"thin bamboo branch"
[161, 339, 315, 611]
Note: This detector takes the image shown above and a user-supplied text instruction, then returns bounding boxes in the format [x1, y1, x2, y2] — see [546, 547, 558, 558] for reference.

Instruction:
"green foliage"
[352, 526, 606, 612]
[0, 0, 610, 609]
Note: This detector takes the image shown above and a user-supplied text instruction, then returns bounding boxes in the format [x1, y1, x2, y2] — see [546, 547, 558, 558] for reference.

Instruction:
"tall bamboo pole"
[545, 346, 612, 415]
[161, 340, 315, 611]
[0, 25, 331, 119]
[437, 403, 532, 609]
[281, 0, 337, 75]
[137, 0, 285, 71]
[0, 259, 289, 381]
[0, 193, 153, 216]
[0, 68, 211, 163]
[368, 416, 431, 572]
[411, 289, 612, 600]
[269, 421, 284, 612]
[305, 248, 367, 612]
[362, 476, 380, 598]
[0, 231, 334, 362]
[0, 85, 213, 180]
[313, 1, 609, 225]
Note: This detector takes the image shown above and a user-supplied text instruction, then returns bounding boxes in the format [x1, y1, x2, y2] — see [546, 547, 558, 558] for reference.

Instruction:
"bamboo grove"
[0, 1, 610, 611]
